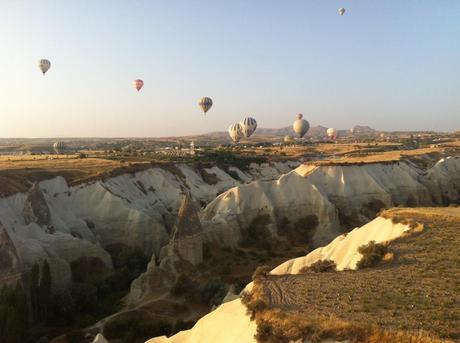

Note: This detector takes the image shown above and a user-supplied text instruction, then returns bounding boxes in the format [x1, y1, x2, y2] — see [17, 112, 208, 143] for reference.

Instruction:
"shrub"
[299, 259, 336, 273]
[71, 282, 98, 315]
[171, 275, 196, 297]
[241, 214, 272, 249]
[197, 167, 220, 185]
[104, 314, 172, 343]
[252, 266, 272, 281]
[65, 330, 85, 343]
[196, 278, 227, 306]
[241, 291, 268, 320]
[356, 241, 388, 269]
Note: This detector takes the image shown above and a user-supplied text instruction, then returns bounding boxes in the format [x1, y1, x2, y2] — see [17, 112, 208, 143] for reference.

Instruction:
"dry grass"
[0, 156, 152, 197]
[243, 207, 460, 342]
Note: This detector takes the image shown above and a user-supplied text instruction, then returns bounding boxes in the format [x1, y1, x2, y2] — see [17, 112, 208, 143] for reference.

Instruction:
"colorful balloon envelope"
[133, 79, 144, 92]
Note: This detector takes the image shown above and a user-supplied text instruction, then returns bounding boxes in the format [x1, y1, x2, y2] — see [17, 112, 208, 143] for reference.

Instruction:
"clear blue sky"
[0, 0, 459, 137]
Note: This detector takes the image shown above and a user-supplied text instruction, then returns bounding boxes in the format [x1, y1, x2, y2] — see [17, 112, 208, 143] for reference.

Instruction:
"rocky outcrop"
[0, 224, 23, 286]
[201, 158, 460, 249]
[22, 183, 51, 227]
[127, 251, 195, 306]
[0, 161, 296, 290]
[167, 193, 203, 266]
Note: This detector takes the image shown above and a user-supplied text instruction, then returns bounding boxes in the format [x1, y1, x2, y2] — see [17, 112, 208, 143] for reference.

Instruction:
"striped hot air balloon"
[198, 97, 213, 114]
[133, 79, 144, 92]
[38, 59, 51, 75]
[228, 123, 243, 143]
[239, 117, 257, 138]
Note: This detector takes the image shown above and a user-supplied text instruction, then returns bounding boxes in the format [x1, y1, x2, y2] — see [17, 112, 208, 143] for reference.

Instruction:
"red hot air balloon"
[133, 79, 144, 92]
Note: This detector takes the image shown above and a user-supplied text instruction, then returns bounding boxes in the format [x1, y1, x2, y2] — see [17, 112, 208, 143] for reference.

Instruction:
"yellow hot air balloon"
[293, 115, 310, 138]
[199, 97, 213, 114]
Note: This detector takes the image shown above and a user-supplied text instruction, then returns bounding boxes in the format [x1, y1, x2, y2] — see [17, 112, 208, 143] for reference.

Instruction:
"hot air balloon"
[133, 79, 144, 92]
[327, 128, 338, 140]
[199, 97, 213, 114]
[228, 123, 243, 143]
[284, 135, 294, 144]
[53, 141, 65, 154]
[350, 127, 355, 135]
[293, 116, 310, 138]
[296, 113, 303, 120]
[38, 59, 51, 75]
[338, 8, 346, 16]
[239, 117, 257, 138]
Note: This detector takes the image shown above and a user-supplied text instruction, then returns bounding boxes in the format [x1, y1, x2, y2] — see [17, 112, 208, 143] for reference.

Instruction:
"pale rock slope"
[147, 214, 411, 343]
[0, 161, 294, 290]
[202, 158, 460, 248]
[271, 216, 409, 274]
[202, 170, 340, 247]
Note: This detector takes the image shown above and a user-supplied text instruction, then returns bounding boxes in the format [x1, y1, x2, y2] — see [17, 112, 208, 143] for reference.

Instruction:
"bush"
[172, 320, 196, 334]
[171, 275, 196, 297]
[252, 266, 272, 281]
[65, 330, 85, 343]
[241, 214, 272, 249]
[104, 314, 172, 343]
[356, 241, 388, 269]
[241, 291, 268, 320]
[71, 282, 98, 315]
[196, 278, 227, 306]
[281, 215, 319, 244]
[299, 259, 336, 273]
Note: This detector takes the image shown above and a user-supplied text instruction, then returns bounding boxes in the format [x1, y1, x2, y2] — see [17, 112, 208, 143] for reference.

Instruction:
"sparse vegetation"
[356, 241, 388, 269]
[299, 259, 336, 273]
[242, 208, 460, 342]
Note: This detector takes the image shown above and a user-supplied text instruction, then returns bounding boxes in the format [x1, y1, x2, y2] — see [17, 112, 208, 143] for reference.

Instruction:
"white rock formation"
[271, 216, 409, 274]
[0, 161, 295, 290]
[202, 158, 460, 248]
[92, 333, 109, 343]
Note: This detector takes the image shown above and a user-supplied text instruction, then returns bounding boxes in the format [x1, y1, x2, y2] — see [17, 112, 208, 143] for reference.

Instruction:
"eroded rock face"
[202, 169, 340, 248]
[23, 183, 51, 227]
[0, 224, 23, 286]
[168, 193, 203, 266]
[201, 158, 460, 249]
[0, 162, 297, 292]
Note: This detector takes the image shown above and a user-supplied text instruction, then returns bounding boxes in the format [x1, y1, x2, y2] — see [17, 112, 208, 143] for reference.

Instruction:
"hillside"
[149, 207, 460, 342]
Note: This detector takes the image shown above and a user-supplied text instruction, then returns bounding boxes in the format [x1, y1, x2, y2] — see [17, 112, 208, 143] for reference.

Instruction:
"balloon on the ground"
[199, 97, 213, 114]
[38, 59, 51, 75]
[228, 123, 243, 143]
[284, 135, 294, 144]
[133, 79, 144, 92]
[53, 141, 65, 154]
[239, 117, 257, 137]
